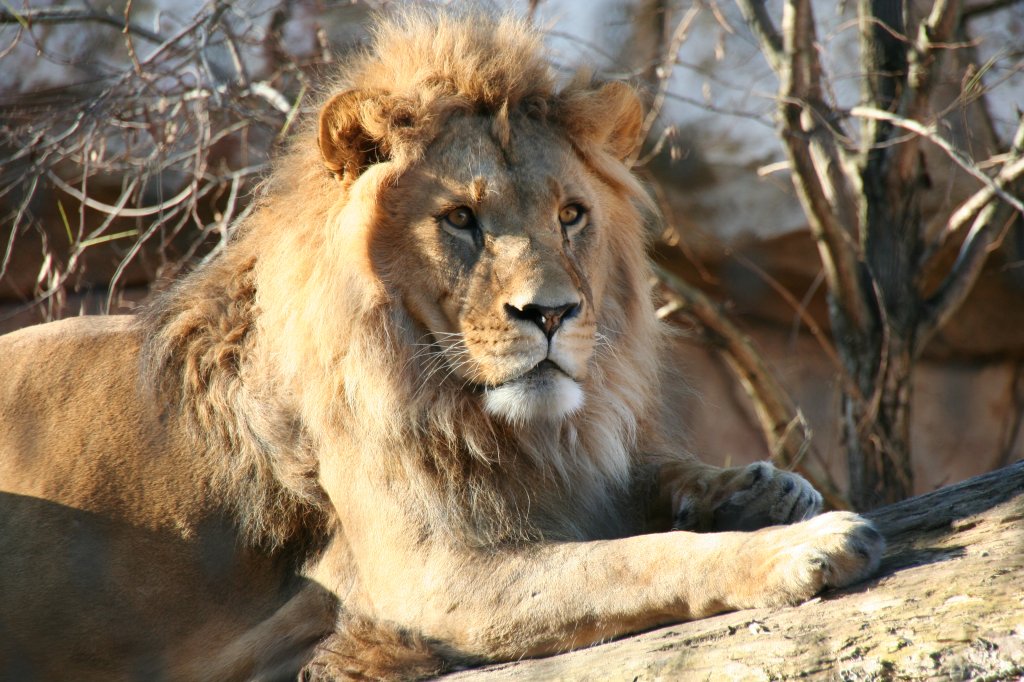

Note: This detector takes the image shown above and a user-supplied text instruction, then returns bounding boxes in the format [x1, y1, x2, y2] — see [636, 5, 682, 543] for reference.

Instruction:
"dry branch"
[895, 0, 963, 178]
[918, 114, 1024, 350]
[777, 0, 872, 335]
[733, 0, 784, 73]
[942, 156, 1024, 240]
[634, 3, 701, 160]
[938, 113, 1024, 242]
[851, 106, 1024, 217]
[0, 6, 162, 42]
[0, 0, 324, 318]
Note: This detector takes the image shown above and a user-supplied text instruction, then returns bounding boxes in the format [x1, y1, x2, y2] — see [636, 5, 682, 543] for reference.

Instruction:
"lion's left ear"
[558, 81, 644, 162]
[318, 89, 393, 180]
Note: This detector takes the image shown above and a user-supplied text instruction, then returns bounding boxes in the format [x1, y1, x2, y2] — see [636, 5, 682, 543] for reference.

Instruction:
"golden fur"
[0, 8, 883, 681]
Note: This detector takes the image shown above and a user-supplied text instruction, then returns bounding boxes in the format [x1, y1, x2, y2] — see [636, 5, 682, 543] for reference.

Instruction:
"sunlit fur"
[144, 7, 665, 550]
[0, 8, 883, 680]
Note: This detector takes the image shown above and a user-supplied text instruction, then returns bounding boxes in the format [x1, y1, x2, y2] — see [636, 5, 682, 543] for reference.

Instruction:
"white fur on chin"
[483, 372, 584, 424]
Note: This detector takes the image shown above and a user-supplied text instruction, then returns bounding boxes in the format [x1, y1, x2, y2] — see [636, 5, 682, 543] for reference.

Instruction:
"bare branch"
[778, 0, 872, 334]
[46, 171, 196, 219]
[0, 0, 316, 317]
[730, 252, 847, 380]
[858, 0, 906, 123]
[893, 0, 963, 179]
[250, 81, 293, 114]
[123, 0, 144, 79]
[0, 176, 36, 282]
[655, 265, 847, 509]
[856, 0, 916, 239]
[733, 0, 784, 73]
[919, 114, 1024, 350]
[632, 3, 701, 166]
[0, 6, 163, 43]
[918, 199, 1014, 351]
[851, 106, 1024, 216]
[909, 0, 962, 103]
[941, 156, 1024, 244]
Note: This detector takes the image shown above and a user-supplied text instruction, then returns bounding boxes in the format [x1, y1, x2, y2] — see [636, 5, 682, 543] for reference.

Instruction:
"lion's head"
[147, 8, 667, 546]
[326, 91, 648, 426]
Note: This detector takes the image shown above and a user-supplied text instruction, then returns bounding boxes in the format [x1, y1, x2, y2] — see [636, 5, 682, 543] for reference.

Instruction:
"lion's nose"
[504, 301, 580, 338]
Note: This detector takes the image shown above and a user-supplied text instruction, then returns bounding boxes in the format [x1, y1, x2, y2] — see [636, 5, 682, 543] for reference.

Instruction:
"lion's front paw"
[674, 461, 823, 532]
[713, 462, 823, 531]
[754, 511, 885, 607]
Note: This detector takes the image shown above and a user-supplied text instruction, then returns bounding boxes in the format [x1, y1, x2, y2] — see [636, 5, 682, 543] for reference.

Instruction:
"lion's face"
[372, 115, 614, 424]
[315, 76, 643, 426]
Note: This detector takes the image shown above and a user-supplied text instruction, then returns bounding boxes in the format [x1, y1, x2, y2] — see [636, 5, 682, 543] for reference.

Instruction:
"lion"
[0, 8, 883, 681]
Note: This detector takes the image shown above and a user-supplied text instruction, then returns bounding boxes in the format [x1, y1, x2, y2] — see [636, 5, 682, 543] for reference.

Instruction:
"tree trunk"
[840, 0, 926, 511]
[448, 461, 1024, 680]
[840, 324, 917, 511]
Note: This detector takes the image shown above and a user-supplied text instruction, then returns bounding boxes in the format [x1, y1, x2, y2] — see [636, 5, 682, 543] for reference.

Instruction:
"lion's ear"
[559, 81, 644, 162]
[318, 89, 391, 180]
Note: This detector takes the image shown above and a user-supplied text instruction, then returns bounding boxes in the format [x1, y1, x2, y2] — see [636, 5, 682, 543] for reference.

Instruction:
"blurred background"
[1, 0, 1021, 508]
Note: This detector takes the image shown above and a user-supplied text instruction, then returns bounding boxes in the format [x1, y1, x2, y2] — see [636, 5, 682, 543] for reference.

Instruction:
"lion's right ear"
[557, 81, 644, 162]
[318, 89, 389, 180]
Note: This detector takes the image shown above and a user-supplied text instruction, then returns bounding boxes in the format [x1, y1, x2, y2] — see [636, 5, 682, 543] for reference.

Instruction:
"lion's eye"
[559, 203, 586, 228]
[443, 206, 477, 231]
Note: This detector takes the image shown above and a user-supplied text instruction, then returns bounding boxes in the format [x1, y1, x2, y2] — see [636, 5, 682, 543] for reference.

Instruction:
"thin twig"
[730, 251, 847, 380]
[0, 6, 163, 42]
[895, 0, 963, 180]
[632, 3, 702, 166]
[733, 0, 784, 73]
[851, 106, 1024, 216]
[0, 175, 36, 281]
[940, 114, 1024, 241]
[123, 0, 144, 80]
[940, 156, 1024, 242]
[918, 199, 1013, 351]
[47, 171, 197, 219]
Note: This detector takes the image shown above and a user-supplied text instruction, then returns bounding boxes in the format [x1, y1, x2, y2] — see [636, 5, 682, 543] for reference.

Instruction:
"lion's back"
[0, 315, 311, 680]
[0, 313, 233, 526]
[0, 315, 147, 500]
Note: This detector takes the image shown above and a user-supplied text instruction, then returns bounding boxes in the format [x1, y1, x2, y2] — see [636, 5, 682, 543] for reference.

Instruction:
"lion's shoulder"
[1, 313, 137, 347]
[0, 315, 141, 395]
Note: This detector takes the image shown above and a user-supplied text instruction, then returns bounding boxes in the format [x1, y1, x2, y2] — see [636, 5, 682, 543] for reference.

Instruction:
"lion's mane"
[142, 7, 666, 552]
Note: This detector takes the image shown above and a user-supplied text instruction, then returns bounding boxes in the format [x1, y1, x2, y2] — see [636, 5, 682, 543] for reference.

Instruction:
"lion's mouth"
[494, 359, 570, 388]
[462, 359, 567, 395]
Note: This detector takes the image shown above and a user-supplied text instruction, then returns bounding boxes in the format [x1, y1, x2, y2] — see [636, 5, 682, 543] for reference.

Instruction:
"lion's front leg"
[656, 459, 824, 532]
[311, 513, 883, 667]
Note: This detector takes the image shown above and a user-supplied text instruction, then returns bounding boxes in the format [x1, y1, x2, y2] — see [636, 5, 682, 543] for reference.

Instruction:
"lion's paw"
[714, 462, 823, 531]
[756, 511, 884, 607]
[674, 461, 823, 532]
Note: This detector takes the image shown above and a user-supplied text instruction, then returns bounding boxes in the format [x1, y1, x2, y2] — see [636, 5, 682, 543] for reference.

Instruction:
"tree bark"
[448, 461, 1024, 680]
[841, 0, 926, 511]
[840, 328, 917, 511]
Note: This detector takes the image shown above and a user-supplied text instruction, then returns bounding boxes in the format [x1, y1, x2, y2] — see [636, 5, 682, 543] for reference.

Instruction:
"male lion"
[0, 9, 883, 681]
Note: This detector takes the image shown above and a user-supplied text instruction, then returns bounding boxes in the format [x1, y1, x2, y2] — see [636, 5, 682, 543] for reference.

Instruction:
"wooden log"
[448, 461, 1024, 680]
